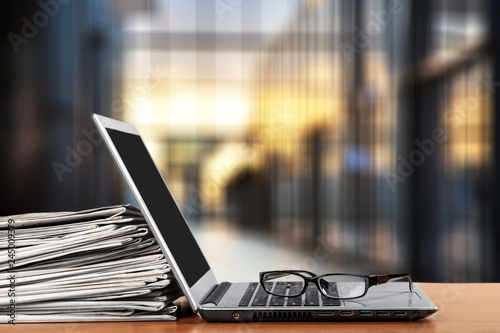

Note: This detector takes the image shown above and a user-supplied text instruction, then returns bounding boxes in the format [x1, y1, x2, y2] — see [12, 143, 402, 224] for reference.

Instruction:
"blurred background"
[1, 0, 499, 283]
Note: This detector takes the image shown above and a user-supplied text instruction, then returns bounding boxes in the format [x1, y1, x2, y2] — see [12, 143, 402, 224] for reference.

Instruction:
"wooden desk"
[4, 283, 499, 333]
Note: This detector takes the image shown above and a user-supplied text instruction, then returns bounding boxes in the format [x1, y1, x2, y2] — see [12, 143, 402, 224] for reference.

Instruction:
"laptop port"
[376, 310, 390, 316]
[394, 310, 406, 316]
[339, 310, 354, 316]
[316, 311, 335, 316]
[359, 310, 372, 316]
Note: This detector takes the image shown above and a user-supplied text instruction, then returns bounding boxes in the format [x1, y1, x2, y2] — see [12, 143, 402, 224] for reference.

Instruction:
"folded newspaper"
[0, 204, 184, 323]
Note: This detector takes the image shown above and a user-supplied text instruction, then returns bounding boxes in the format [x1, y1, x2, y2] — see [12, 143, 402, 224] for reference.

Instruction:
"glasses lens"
[319, 275, 366, 299]
[262, 272, 306, 297]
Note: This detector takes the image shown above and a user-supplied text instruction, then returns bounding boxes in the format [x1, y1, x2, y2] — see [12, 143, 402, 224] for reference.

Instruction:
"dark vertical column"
[391, 0, 409, 272]
[489, 0, 500, 281]
[0, 1, 45, 215]
[338, 0, 362, 256]
[74, 0, 98, 210]
[339, 0, 360, 257]
[408, 0, 441, 281]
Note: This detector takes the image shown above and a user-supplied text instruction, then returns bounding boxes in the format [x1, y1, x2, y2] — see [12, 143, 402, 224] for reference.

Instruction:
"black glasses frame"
[259, 270, 413, 300]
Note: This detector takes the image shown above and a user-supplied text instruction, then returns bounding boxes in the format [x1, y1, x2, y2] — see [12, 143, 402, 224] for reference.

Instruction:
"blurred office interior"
[1, 0, 499, 282]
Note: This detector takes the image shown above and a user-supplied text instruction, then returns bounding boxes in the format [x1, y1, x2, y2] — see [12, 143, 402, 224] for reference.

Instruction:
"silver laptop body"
[92, 114, 438, 322]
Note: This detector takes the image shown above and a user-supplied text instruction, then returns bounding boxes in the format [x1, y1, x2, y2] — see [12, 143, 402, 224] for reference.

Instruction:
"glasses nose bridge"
[306, 276, 324, 291]
[302, 275, 318, 286]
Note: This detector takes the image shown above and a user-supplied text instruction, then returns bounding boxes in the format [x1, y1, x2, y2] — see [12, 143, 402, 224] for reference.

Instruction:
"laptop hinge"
[200, 281, 231, 306]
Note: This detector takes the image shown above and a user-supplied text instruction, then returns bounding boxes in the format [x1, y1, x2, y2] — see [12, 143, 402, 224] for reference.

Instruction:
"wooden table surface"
[3, 283, 499, 333]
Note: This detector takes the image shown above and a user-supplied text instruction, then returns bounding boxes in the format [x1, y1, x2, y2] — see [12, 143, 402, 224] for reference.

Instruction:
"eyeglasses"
[259, 270, 413, 300]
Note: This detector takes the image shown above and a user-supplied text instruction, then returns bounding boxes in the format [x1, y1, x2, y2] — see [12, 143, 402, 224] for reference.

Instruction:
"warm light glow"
[169, 99, 197, 126]
[216, 99, 249, 126]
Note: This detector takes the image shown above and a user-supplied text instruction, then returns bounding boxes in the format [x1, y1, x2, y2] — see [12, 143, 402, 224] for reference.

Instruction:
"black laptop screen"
[107, 128, 210, 287]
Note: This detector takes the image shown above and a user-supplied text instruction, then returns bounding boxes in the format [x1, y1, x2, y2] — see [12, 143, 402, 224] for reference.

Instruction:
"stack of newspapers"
[0, 204, 183, 323]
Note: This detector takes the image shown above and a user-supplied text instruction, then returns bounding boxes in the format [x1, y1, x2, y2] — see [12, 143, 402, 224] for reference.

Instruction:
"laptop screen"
[106, 128, 210, 287]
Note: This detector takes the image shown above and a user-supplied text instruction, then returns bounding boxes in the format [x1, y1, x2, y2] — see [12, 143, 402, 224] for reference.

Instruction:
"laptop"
[92, 114, 438, 322]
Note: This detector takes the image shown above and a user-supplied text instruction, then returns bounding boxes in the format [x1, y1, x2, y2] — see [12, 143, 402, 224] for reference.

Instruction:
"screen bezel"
[92, 114, 218, 313]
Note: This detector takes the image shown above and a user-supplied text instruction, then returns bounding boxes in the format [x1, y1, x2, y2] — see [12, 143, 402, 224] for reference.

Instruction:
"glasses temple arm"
[375, 274, 413, 292]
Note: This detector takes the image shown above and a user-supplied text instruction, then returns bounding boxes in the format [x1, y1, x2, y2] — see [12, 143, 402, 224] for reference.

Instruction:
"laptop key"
[269, 295, 286, 306]
[287, 296, 303, 306]
[273, 282, 286, 294]
[305, 287, 320, 306]
[322, 296, 341, 306]
[251, 285, 271, 306]
[251, 295, 269, 306]
[288, 281, 303, 296]
[238, 283, 258, 306]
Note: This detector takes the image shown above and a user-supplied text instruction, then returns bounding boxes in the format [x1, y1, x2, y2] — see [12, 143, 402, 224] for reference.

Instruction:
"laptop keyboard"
[238, 282, 341, 307]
